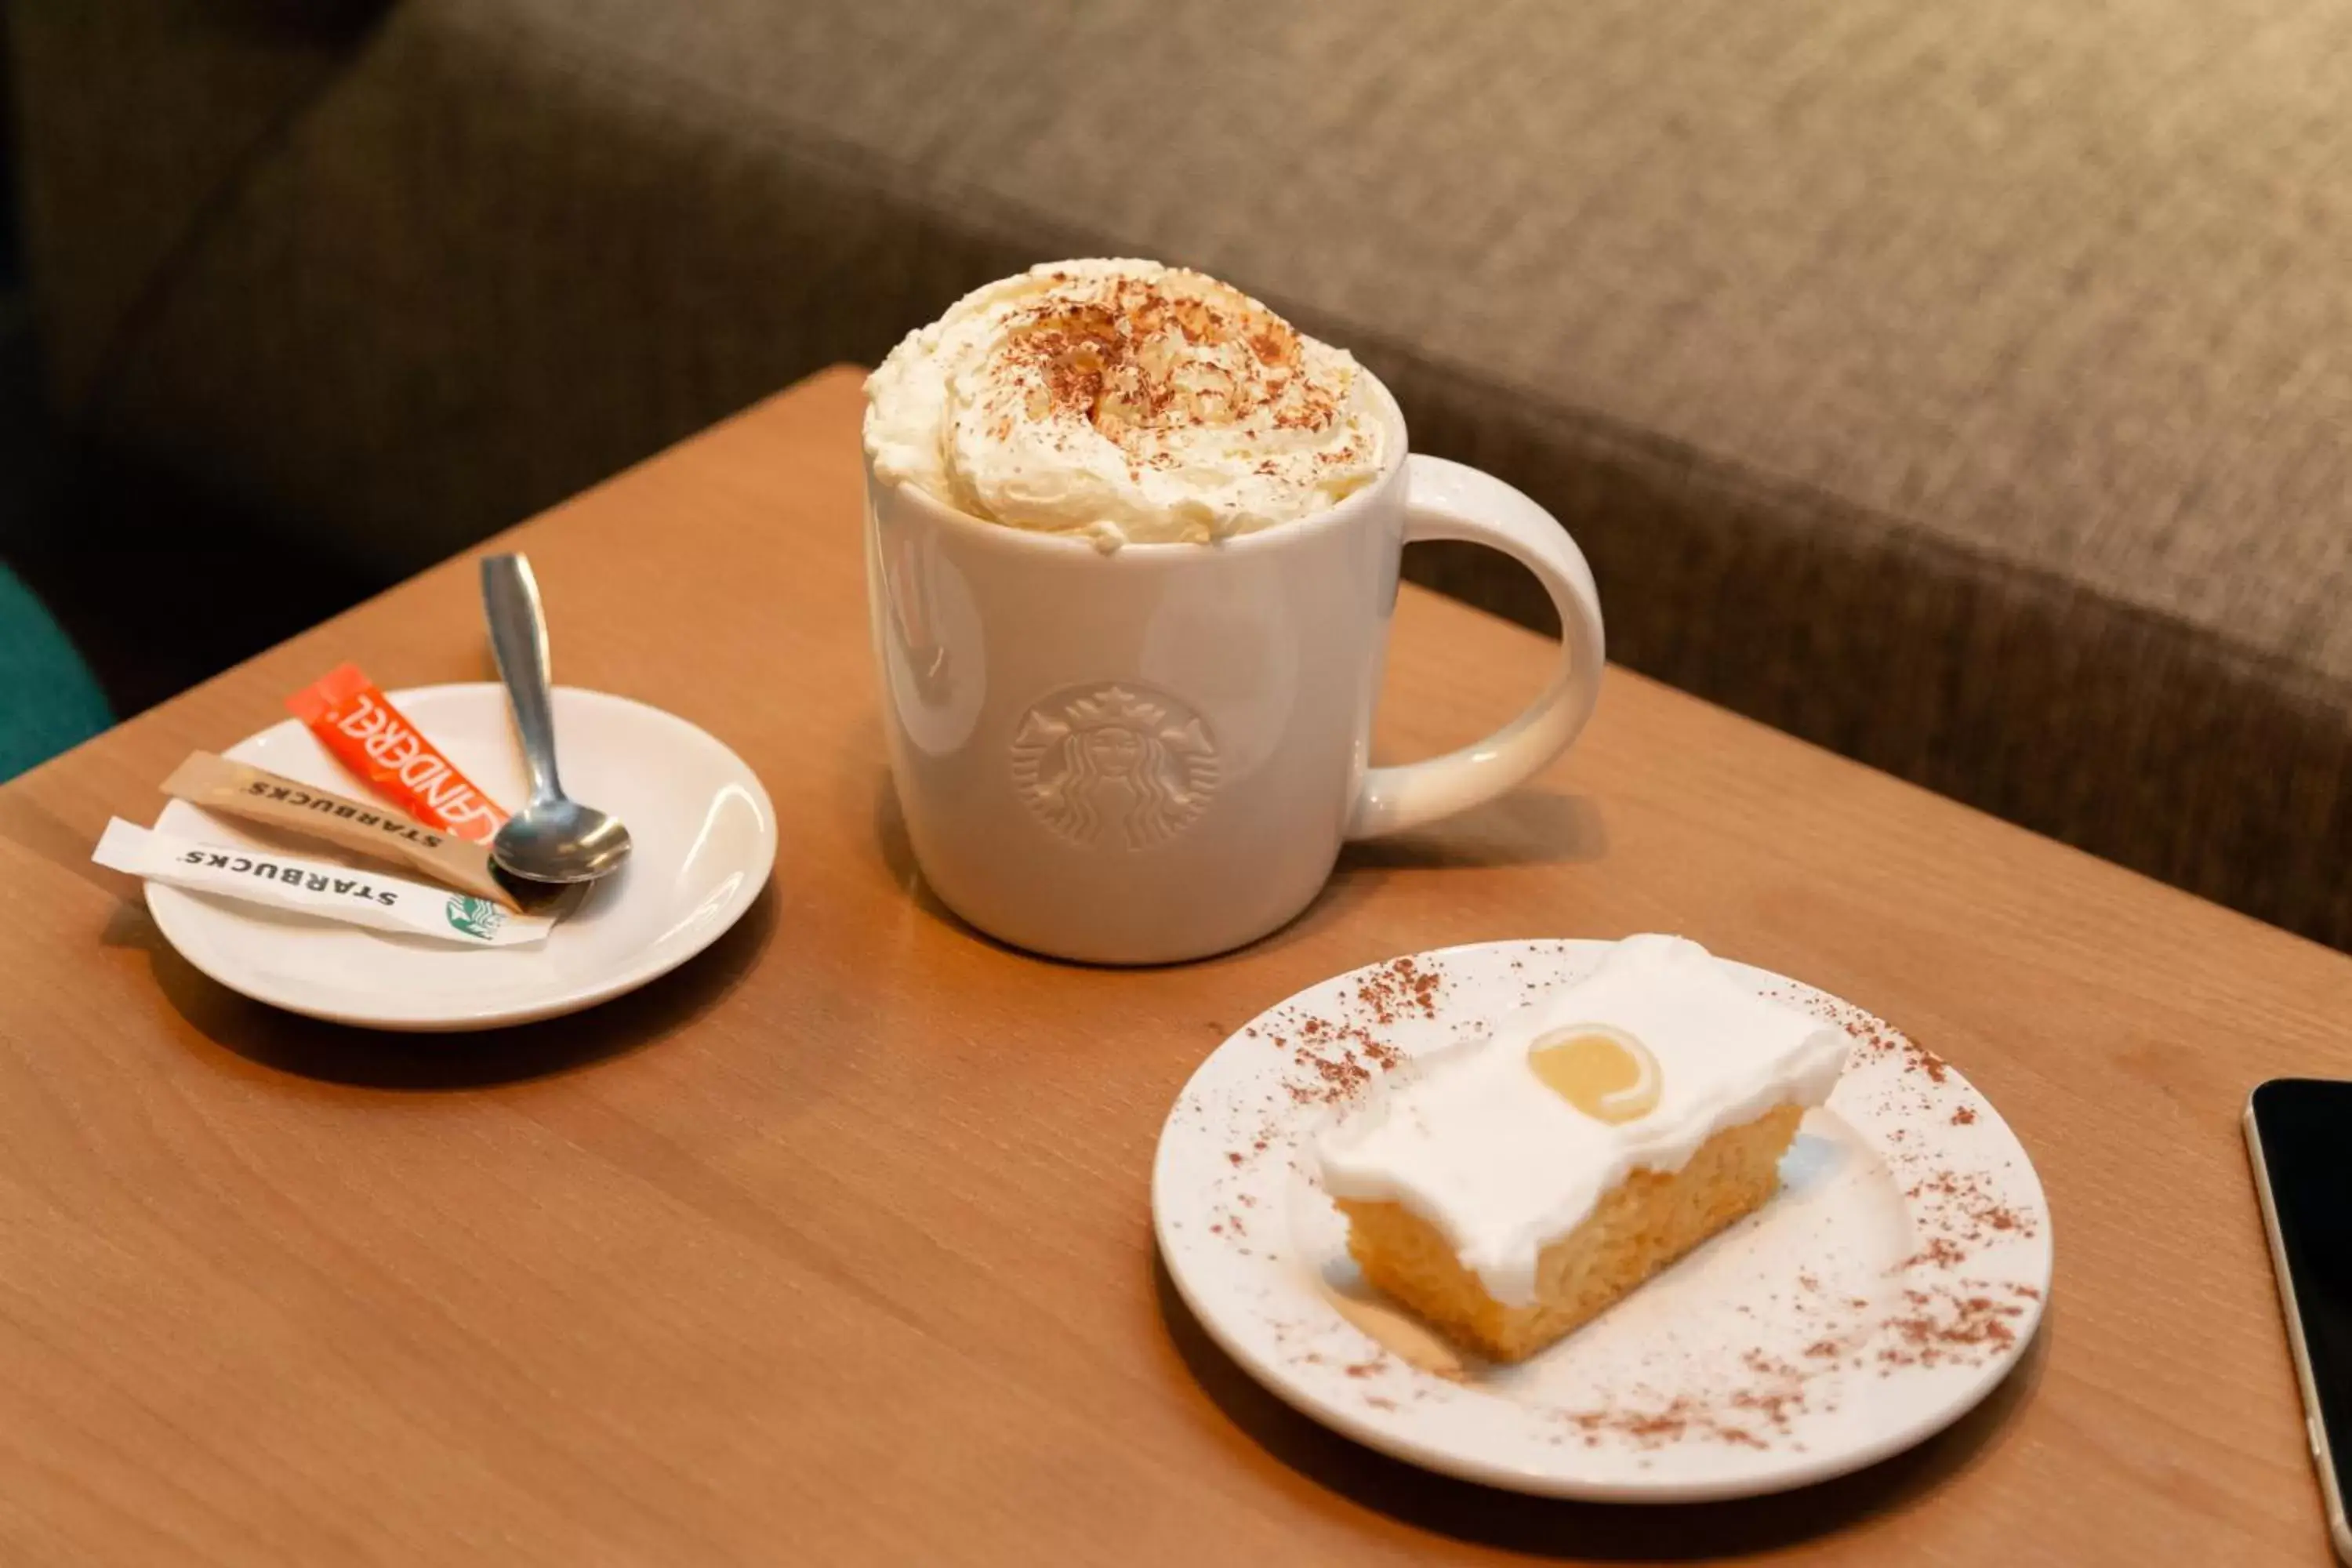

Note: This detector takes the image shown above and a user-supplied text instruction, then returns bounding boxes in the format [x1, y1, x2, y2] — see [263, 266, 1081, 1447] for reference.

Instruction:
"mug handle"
[1346, 455, 1606, 840]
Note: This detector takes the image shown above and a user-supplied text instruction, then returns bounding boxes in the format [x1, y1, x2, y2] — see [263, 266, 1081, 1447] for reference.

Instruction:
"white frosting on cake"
[1317, 935, 1849, 1305]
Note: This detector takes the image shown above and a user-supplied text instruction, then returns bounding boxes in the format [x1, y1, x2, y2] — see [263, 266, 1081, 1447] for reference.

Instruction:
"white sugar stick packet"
[93, 818, 554, 948]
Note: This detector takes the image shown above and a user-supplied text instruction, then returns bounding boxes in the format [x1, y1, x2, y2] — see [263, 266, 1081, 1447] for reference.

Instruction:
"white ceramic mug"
[862, 375, 1603, 964]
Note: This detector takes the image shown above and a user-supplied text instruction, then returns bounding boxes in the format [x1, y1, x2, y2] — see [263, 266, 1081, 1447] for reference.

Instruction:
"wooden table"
[4, 368, 2348, 1565]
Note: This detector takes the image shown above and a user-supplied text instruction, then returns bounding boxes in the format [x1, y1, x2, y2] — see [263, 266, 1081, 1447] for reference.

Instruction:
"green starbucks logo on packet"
[445, 895, 506, 941]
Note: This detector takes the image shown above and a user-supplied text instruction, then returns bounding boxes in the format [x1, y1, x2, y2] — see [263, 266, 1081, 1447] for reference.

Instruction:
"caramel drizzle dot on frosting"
[1530, 1028, 1664, 1126]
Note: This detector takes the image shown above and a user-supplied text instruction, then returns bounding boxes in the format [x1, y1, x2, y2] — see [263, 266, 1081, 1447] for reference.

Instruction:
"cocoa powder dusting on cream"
[996, 272, 1336, 465]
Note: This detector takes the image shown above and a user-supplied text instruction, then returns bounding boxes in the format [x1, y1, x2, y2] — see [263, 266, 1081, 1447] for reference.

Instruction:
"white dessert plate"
[143, 685, 775, 1031]
[1152, 940, 2053, 1503]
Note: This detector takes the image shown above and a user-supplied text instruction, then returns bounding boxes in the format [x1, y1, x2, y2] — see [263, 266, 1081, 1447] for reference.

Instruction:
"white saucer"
[144, 685, 775, 1031]
[1152, 940, 2053, 1502]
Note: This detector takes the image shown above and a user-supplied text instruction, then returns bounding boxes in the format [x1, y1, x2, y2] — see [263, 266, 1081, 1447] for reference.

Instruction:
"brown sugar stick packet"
[161, 751, 523, 910]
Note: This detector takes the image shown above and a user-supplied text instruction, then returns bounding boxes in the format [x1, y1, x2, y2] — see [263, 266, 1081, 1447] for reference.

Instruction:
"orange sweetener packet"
[286, 665, 510, 843]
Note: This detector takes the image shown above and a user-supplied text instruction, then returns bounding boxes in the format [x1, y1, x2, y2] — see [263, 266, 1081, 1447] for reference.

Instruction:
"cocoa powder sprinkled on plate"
[1355, 956, 1444, 1025]
[1250, 956, 1447, 1114]
[1904, 1236, 1969, 1270]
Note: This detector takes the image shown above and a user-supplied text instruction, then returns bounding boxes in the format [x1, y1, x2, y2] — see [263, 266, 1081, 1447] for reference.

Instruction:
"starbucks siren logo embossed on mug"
[1010, 684, 1218, 851]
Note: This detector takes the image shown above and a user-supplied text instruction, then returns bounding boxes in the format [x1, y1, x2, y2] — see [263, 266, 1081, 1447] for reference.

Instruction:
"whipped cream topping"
[863, 259, 1388, 548]
[1318, 935, 1849, 1305]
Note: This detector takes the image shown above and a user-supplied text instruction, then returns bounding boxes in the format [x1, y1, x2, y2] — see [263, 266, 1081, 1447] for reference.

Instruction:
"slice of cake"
[1318, 935, 1847, 1363]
